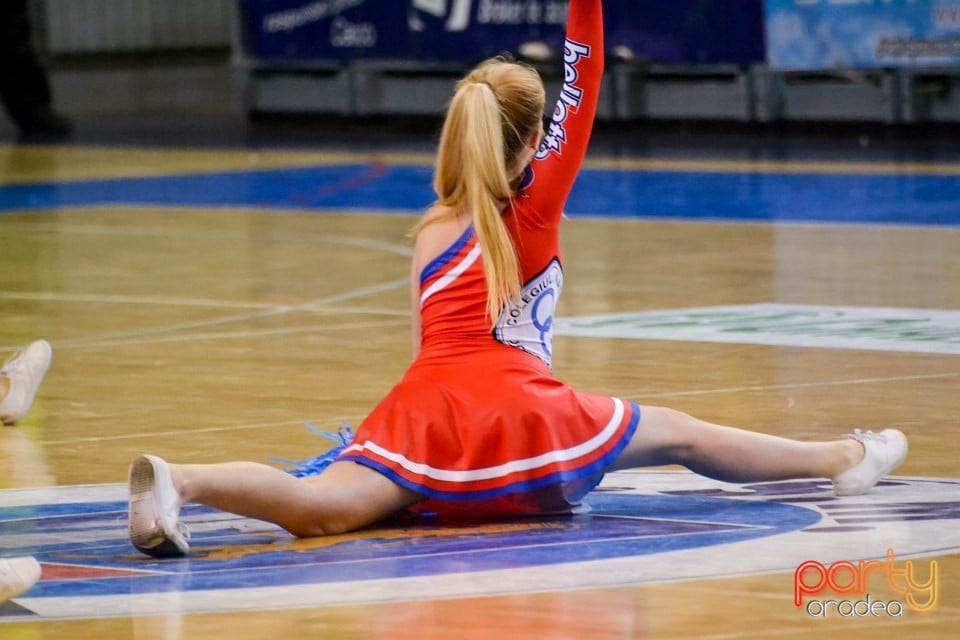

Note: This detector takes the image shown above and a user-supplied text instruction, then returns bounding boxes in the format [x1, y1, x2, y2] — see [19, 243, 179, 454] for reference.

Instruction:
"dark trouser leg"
[0, 0, 70, 135]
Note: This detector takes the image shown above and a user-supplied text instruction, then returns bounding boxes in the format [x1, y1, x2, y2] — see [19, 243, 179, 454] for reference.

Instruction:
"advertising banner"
[239, 0, 765, 65]
[408, 0, 568, 62]
[766, 0, 960, 70]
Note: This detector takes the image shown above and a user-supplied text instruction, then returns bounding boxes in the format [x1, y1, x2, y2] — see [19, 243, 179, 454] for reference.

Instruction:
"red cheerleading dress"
[339, 0, 640, 516]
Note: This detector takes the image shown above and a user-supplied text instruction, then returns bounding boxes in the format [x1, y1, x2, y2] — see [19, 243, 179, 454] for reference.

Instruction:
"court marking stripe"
[0, 211, 417, 255]
[6, 144, 960, 177]
[0, 311, 408, 353]
[54, 319, 410, 350]
[35, 372, 957, 446]
[0, 291, 408, 316]
[7, 556, 956, 624]
[0, 291, 282, 310]
[6, 203, 960, 232]
[74, 202, 960, 230]
[41, 417, 347, 445]
[583, 156, 960, 176]
[2, 473, 955, 624]
[630, 371, 960, 400]
[18, 277, 409, 350]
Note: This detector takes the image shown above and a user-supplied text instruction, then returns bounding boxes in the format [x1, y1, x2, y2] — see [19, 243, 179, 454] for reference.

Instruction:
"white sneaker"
[0, 556, 41, 603]
[832, 428, 908, 496]
[128, 455, 190, 558]
[0, 340, 52, 426]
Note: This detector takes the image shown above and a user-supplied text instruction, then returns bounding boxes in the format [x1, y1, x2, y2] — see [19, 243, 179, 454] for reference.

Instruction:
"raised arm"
[523, 0, 604, 228]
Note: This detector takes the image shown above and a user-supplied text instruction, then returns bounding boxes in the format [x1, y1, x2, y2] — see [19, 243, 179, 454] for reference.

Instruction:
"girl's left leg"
[608, 405, 905, 492]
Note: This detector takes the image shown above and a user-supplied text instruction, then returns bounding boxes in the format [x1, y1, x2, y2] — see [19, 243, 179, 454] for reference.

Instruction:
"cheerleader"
[128, 0, 906, 558]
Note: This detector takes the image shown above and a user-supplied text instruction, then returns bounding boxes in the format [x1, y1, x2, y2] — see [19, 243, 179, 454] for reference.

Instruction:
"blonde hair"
[417, 58, 546, 323]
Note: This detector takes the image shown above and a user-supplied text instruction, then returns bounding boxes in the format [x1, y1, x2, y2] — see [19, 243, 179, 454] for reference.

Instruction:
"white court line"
[42, 416, 346, 446]
[25, 276, 410, 350]
[630, 371, 960, 400]
[0, 219, 417, 258]
[0, 291, 280, 310]
[40, 371, 959, 446]
[57, 319, 410, 350]
[0, 228, 413, 350]
[0, 291, 408, 316]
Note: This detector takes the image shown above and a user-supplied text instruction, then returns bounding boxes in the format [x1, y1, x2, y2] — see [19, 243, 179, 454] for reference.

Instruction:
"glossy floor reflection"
[0, 111, 958, 638]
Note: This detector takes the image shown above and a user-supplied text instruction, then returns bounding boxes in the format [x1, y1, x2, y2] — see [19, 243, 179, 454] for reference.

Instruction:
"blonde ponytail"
[457, 82, 521, 322]
[421, 58, 546, 324]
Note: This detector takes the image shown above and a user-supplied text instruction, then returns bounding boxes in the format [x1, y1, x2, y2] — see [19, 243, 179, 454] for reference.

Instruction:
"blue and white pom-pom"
[271, 421, 355, 478]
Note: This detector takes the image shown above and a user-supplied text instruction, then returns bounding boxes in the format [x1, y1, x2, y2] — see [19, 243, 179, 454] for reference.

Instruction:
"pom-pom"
[271, 421, 355, 478]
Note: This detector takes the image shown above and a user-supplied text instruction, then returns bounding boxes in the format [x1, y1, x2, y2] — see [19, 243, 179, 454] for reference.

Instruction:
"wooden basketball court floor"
[1, 124, 959, 639]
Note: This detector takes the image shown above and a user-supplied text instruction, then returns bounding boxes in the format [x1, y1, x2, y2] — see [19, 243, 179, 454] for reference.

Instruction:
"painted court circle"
[2, 470, 957, 621]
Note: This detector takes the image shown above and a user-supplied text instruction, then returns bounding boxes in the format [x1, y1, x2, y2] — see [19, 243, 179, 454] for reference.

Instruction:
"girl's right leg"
[128, 456, 422, 557]
[609, 405, 906, 493]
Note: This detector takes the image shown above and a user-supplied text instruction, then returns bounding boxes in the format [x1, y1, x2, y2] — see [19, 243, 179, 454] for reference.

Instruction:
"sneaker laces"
[845, 428, 884, 444]
[273, 422, 355, 478]
[0, 347, 25, 376]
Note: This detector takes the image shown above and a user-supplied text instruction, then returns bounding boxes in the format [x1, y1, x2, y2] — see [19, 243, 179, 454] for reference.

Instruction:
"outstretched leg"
[610, 406, 903, 491]
[128, 456, 422, 557]
[176, 460, 422, 536]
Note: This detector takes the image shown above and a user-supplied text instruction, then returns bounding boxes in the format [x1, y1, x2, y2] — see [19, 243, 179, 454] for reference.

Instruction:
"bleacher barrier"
[42, 0, 234, 54]
[33, 0, 960, 123]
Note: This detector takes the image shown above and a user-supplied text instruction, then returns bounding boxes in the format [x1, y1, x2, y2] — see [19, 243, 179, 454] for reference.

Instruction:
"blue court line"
[1, 164, 958, 225]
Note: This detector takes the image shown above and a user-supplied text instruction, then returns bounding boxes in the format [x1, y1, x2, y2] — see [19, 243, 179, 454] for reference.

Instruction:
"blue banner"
[239, 1, 765, 65]
[408, 0, 568, 62]
[765, 0, 960, 70]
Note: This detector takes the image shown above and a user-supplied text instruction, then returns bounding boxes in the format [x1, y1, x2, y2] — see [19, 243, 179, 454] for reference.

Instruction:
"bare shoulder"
[412, 205, 470, 275]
